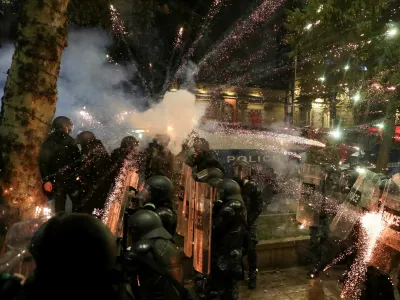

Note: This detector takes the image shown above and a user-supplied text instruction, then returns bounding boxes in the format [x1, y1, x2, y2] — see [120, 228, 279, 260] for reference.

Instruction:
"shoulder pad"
[245, 180, 258, 189]
[133, 240, 153, 254]
[226, 199, 244, 209]
[155, 207, 174, 219]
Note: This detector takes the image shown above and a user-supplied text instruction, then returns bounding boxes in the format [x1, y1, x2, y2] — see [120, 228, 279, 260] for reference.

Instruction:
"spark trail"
[109, 4, 151, 96]
[198, 0, 286, 78]
[323, 245, 355, 272]
[165, 0, 229, 92]
[341, 212, 384, 299]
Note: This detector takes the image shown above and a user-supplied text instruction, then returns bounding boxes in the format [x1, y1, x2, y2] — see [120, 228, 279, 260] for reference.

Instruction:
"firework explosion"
[341, 212, 384, 300]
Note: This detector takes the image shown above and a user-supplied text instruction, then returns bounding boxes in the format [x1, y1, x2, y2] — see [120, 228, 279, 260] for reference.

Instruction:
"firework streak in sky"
[198, 0, 287, 76]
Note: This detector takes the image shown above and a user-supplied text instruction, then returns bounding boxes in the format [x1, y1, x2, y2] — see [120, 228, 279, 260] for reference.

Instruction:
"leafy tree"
[285, 0, 400, 171]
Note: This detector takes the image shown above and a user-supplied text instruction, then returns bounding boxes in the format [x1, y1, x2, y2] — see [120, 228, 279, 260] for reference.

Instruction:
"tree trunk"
[376, 95, 398, 173]
[0, 0, 70, 221]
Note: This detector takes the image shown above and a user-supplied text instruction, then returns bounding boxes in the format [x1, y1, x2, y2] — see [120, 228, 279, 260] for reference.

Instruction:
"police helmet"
[216, 179, 243, 202]
[232, 160, 251, 182]
[154, 134, 170, 147]
[29, 213, 116, 280]
[193, 138, 210, 152]
[195, 167, 224, 184]
[76, 131, 96, 146]
[138, 176, 174, 203]
[128, 210, 172, 242]
[121, 136, 139, 149]
[52, 116, 73, 134]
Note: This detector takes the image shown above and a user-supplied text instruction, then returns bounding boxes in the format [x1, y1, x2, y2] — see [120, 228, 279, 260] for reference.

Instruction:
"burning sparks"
[34, 206, 52, 219]
[174, 27, 184, 49]
[341, 212, 384, 299]
[199, 0, 286, 78]
[110, 4, 127, 37]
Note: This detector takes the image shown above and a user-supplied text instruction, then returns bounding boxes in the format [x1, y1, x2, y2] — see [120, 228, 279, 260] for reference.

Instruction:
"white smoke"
[129, 90, 207, 154]
[0, 29, 206, 153]
[0, 44, 14, 100]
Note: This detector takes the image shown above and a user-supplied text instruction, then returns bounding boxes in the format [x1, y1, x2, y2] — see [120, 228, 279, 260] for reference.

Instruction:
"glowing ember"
[34, 206, 52, 219]
[341, 212, 384, 299]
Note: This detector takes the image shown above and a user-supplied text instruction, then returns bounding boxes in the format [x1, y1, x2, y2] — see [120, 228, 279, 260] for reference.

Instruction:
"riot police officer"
[76, 131, 112, 214]
[125, 210, 183, 300]
[141, 134, 174, 180]
[0, 213, 125, 300]
[38, 116, 80, 212]
[140, 176, 177, 235]
[206, 179, 246, 300]
[111, 136, 140, 179]
[232, 160, 263, 289]
[185, 138, 224, 174]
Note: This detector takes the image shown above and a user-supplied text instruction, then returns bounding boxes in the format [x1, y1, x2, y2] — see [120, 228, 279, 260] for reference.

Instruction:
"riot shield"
[103, 170, 139, 236]
[184, 174, 195, 258]
[0, 216, 51, 275]
[296, 164, 325, 227]
[176, 165, 191, 236]
[369, 240, 400, 282]
[378, 179, 400, 251]
[330, 170, 381, 240]
[193, 182, 213, 275]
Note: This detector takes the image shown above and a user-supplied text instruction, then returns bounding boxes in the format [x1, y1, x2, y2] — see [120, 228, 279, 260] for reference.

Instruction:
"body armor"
[240, 179, 263, 289]
[207, 198, 246, 300]
[241, 180, 263, 226]
[38, 127, 81, 212]
[126, 210, 183, 300]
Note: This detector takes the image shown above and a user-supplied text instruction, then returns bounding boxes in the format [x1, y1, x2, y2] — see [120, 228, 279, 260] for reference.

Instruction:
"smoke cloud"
[0, 29, 206, 153]
[0, 44, 14, 100]
[129, 90, 207, 154]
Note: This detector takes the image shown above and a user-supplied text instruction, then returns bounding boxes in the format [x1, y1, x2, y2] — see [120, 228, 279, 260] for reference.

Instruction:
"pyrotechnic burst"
[110, 5, 127, 37]
[199, 0, 287, 77]
[174, 27, 184, 49]
[186, 0, 230, 58]
[167, 0, 230, 91]
[101, 151, 138, 232]
[341, 212, 384, 299]
[34, 206, 52, 219]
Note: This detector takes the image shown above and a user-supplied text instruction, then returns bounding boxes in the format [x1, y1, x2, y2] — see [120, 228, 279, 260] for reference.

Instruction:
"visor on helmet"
[233, 165, 250, 181]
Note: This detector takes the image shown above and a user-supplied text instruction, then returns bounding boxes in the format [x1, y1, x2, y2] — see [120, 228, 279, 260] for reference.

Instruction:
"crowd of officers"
[0, 116, 264, 300]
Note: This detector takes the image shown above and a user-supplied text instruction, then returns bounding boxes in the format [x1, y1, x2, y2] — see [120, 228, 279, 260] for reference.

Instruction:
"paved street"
[239, 266, 400, 300]
[239, 266, 344, 300]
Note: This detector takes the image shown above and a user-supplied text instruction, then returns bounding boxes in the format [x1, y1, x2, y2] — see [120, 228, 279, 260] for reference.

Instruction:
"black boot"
[248, 270, 257, 289]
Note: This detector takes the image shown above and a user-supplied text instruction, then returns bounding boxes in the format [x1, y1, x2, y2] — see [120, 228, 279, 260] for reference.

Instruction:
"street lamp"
[318, 76, 325, 82]
[344, 65, 350, 71]
[386, 27, 398, 37]
[305, 23, 312, 30]
[352, 93, 361, 102]
[330, 130, 341, 139]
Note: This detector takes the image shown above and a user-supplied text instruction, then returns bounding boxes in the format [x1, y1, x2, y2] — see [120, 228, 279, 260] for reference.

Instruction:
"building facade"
[194, 84, 354, 129]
